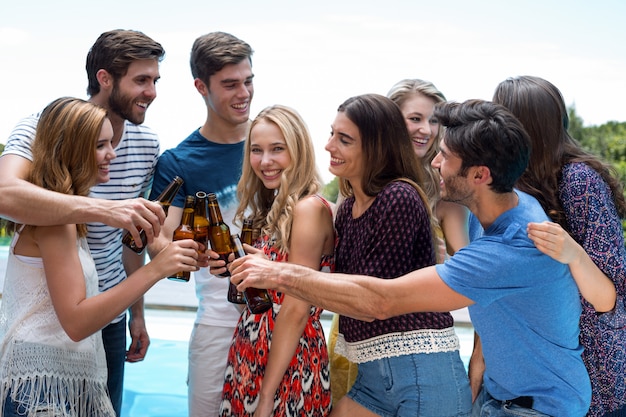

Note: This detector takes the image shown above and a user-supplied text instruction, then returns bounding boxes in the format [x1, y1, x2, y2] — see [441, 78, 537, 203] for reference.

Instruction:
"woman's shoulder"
[561, 161, 601, 181]
[294, 194, 334, 220]
[377, 180, 423, 207]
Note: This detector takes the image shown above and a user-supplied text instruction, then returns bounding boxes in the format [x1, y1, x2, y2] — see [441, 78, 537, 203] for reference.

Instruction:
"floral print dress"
[220, 218, 334, 416]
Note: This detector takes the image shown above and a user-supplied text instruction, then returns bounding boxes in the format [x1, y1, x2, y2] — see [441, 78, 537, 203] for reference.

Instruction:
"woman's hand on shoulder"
[527, 221, 578, 264]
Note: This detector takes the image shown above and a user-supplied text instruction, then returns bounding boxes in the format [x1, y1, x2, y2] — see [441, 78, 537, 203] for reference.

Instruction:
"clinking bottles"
[241, 218, 254, 245]
[207, 193, 245, 304]
[230, 234, 273, 314]
[168, 195, 196, 282]
[193, 191, 210, 253]
[122, 176, 184, 254]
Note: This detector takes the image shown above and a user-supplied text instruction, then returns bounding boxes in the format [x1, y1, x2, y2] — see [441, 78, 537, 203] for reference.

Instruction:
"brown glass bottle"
[230, 234, 273, 314]
[241, 218, 254, 245]
[207, 193, 245, 304]
[193, 191, 210, 254]
[122, 176, 184, 254]
[168, 195, 196, 282]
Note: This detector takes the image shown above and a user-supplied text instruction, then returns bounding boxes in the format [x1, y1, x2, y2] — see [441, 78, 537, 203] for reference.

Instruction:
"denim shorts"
[346, 350, 472, 417]
[3, 387, 68, 417]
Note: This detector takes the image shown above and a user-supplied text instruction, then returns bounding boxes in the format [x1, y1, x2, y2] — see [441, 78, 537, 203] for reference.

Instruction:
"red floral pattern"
[220, 234, 334, 417]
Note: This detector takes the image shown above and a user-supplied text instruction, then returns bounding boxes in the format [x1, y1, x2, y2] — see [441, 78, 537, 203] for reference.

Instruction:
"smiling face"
[325, 111, 365, 190]
[95, 118, 116, 184]
[249, 119, 291, 190]
[205, 59, 254, 127]
[107, 59, 160, 125]
[399, 92, 439, 160]
[431, 136, 473, 205]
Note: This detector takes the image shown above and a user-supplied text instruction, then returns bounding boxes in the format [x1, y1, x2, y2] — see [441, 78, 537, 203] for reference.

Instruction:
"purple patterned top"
[335, 181, 453, 344]
[560, 162, 626, 417]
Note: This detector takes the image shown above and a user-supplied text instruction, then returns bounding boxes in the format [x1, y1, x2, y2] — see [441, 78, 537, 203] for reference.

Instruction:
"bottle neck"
[181, 209, 195, 227]
[208, 203, 224, 225]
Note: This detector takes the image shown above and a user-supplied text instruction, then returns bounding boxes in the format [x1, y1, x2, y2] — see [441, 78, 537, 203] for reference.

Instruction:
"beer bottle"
[193, 191, 210, 254]
[207, 193, 245, 304]
[241, 218, 254, 245]
[122, 176, 184, 254]
[168, 195, 196, 282]
[230, 234, 273, 314]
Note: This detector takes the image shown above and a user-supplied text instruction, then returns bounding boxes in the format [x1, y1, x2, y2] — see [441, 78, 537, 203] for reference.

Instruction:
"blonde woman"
[219, 105, 335, 417]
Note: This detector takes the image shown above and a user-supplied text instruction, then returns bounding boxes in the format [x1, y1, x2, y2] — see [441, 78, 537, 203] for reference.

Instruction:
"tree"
[322, 176, 339, 204]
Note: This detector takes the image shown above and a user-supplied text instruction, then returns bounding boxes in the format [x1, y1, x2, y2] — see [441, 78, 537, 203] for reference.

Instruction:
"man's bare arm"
[0, 154, 164, 245]
[230, 255, 473, 321]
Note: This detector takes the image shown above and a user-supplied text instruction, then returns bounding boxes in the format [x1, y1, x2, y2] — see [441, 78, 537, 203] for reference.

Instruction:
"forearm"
[569, 247, 616, 312]
[234, 258, 471, 320]
[65, 267, 160, 341]
[272, 265, 386, 321]
[259, 299, 309, 403]
[0, 176, 106, 225]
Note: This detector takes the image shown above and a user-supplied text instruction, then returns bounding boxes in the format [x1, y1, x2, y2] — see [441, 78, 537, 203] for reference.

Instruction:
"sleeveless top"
[220, 195, 334, 417]
[0, 229, 114, 416]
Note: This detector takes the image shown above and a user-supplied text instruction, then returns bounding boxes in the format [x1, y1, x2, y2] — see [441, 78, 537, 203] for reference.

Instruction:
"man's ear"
[96, 69, 113, 91]
[194, 78, 208, 96]
[472, 166, 491, 184]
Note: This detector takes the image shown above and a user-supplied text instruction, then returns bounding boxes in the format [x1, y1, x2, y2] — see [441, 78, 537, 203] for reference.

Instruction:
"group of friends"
[0, 27, 623, 417]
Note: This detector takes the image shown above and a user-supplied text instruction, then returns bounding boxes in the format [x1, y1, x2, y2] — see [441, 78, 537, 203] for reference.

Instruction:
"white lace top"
[0, 230, 114, 416]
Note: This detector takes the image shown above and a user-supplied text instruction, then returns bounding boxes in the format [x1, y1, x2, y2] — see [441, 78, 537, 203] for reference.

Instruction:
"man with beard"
[0, 29, 165, 416]
[228, 100, 593, 416]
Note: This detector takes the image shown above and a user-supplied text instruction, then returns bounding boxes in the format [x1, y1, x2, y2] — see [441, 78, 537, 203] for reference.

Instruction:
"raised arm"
[527, 221, 616, 312]
[0, 154, 165, 246]
[231, 256, 473, 321]
[39, 224, 199, 342]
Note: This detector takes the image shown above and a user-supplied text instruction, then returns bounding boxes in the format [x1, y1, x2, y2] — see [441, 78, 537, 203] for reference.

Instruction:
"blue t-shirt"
[436, 190, 591, 416]
[150, 129, 244, 328]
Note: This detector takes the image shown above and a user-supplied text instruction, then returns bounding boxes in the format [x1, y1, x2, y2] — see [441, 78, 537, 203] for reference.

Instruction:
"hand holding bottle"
[147, 239, 200, 280]
[207, 244, 263, 276]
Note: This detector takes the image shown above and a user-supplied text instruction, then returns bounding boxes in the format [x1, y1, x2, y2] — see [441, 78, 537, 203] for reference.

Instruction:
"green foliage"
[321, 176, 339, 204]
[569, 107, 626, 239]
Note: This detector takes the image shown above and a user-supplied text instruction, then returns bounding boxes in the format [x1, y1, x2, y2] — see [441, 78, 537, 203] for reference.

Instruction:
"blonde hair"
[387, 79, 446, 216]
[235, 105, 321, 254]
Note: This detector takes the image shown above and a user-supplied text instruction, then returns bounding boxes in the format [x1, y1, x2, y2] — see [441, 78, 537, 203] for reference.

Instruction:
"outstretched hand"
[106, 198, 165, 248]
[207, 243, 263, 277]
[527, 221, 578, 264]
[229, 253, 279, 291]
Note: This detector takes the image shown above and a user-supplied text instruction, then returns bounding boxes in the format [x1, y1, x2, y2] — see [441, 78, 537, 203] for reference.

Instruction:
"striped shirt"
[3, 113, 159, 323]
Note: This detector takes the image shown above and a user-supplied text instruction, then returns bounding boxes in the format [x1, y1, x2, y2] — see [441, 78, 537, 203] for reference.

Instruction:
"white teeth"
[137, 102, 148, 109]
[232, 103, 247, 109]
[330, 157, 344, 164]
[263, 170, 280, 176]
[412, 137, 429, 145]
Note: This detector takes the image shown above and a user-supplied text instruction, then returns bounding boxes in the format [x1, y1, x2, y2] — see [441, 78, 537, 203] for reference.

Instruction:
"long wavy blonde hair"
[234, 105, 322, 254]
[387, 79, 447, 217]
[11, 97, 108, 237]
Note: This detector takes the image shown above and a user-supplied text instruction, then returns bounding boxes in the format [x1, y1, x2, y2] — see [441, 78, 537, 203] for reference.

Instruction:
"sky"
[1, 0, 625, 182]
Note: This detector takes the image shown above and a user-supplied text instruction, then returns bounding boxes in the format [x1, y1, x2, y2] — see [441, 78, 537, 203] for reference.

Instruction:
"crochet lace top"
[0, 230, 114, 416]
